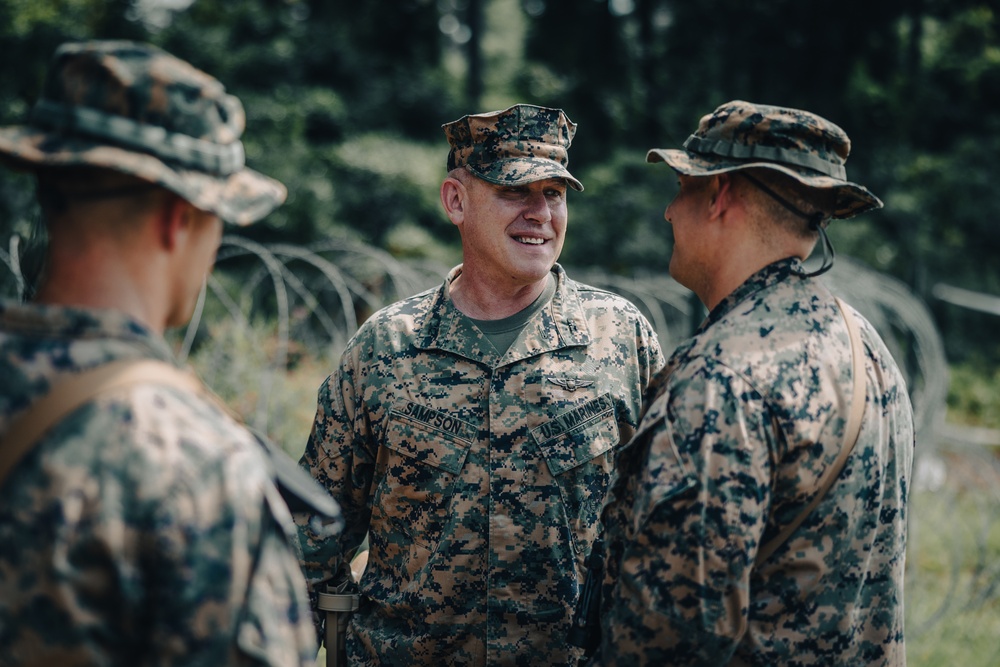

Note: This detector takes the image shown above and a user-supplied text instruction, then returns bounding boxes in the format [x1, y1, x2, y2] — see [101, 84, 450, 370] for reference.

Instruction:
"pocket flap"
[532, 394, 619, 475]
[385, 401, 474, 474]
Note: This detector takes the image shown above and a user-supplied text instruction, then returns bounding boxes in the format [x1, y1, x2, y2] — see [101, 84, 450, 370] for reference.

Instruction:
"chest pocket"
[383, 402, 474, 472]
[374, 401, 475, 550]
[530, 393, 620, 552]
[531, 393, 619, 475]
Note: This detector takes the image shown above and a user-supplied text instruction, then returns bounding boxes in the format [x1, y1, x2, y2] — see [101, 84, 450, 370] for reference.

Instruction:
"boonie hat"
[647, 100, 881, 219]
[0, 40, 285, 225]
[444, 104, 584, 191]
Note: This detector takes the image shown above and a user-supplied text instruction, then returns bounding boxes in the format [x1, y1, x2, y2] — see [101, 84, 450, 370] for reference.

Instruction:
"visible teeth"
[515, 237, 545, 245]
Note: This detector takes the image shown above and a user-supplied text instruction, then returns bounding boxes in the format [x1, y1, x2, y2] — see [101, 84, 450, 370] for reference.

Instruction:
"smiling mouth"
[513, 236, 546, 245]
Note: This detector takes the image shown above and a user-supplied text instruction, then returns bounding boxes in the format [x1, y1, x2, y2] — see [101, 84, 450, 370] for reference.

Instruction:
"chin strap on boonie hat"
[738, 171, 835, 277]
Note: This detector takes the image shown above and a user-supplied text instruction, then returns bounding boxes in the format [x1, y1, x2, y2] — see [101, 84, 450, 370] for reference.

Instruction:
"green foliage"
[561, 149, 673, 272]
[0, 0, 143, 244]
[947, 361, 1000, 429]
[907, 480, 1000, 667]
[180, 316, 332, 458]
[2, 0, 997, 332]
[0, 0, 995, 339]
[384, 222, 461, 266]
[152, 0, 462, 248]
[329, 133, 452, 245]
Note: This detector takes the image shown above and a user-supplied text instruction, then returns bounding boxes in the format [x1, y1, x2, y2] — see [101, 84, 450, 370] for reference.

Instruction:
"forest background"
[1, 1, 999, 665]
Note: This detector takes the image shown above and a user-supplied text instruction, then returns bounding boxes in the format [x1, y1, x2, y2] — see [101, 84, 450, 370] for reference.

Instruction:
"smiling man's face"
[457, 175, 568, 290]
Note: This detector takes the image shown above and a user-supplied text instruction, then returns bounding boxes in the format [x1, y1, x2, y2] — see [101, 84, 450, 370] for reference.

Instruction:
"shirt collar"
[415, 263, 591, 367]
[0, 300, 178, 363]
[698, 257, 805, 334]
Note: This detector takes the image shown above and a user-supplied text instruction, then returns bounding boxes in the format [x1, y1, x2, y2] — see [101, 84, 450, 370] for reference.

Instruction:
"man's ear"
[708, 173, 734, 220]
[440, 176, 468, 227]
[154, 193, 191, 251]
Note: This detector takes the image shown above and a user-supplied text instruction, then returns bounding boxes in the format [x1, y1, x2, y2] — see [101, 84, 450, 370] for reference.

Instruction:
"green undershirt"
[466, 274, 556, 355]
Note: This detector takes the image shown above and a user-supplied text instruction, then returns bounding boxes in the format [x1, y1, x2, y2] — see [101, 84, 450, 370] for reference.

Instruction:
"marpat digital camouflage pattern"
[0, 302, 320, 666]
[646, 100, 882, 219]
[444, 104, 585, 192]
[591, 258, 914, 666]
[297, 264, 664, 666]
[0, 40, 285, 225]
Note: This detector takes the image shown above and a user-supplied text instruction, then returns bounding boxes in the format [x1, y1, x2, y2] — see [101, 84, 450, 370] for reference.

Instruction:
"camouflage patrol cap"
[0, 40, 285, 225]
[647, 100, 882, 219]
[443, 104, 584, 191]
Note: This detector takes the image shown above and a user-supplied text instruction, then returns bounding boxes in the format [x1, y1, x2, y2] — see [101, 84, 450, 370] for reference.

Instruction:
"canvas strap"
[0, 359, 208, 487]
[0, 357, 341, 522]
[756, 297, 867, 564]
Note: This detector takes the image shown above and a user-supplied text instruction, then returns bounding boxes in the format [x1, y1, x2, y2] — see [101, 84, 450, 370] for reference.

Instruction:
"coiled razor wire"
[0, 236, 25, 300]
[177, 235, 444, 435]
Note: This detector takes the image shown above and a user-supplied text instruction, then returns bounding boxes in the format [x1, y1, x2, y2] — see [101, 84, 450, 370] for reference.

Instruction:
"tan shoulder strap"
[756, 297, 867, 564]
[0, 359, 203, 487]
[1, 357, 342, 522]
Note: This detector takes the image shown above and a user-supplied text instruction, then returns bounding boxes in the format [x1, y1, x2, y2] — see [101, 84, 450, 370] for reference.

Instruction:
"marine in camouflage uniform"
[0, 41, 339, 666]
[297, 105, 665, 666]
[589, 101, 915, 666]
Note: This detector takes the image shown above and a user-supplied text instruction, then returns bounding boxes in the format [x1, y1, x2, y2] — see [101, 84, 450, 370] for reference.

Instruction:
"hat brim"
[646, 148, 882, 219]
[0, 126, 286, 226]
[466, 158, 584, 192]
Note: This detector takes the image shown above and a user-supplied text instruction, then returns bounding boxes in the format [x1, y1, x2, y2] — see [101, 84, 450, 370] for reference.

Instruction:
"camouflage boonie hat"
[647, 100, 881, 219]
[0, 40, 285, 225]
[443, 104, 584, 191]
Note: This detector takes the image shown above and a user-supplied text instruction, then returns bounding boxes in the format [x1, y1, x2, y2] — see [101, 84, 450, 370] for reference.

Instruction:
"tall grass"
[906, 448, 1000, 666]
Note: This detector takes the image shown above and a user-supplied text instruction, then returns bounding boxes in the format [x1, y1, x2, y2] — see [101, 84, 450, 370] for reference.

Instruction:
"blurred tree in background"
[1, 0, 999, 364]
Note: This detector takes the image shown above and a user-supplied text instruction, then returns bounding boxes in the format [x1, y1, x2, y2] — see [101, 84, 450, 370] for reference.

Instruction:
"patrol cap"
[443, 103, 584, 191]
[647, 100, 881, 219]
[0, 40, 285, 225]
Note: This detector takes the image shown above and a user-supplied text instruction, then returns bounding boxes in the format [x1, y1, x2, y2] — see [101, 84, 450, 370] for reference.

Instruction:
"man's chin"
[512, 260, 556, 284]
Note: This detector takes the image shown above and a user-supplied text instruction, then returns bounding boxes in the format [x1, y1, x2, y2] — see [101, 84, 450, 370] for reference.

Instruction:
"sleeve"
[141, 433, 318, 667]
[293, 335, 379, 637]
[636, 312, 667, 396]
[594, 359, 775, 666]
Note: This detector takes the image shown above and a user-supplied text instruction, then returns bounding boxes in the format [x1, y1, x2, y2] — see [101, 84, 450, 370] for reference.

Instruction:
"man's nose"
[523, 191, 552, 223]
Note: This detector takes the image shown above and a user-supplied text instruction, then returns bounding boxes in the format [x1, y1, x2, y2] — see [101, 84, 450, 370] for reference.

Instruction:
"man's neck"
[705, 252, 814, 311]
[34, 245, 168, 334]
[448, 268, 552, 320]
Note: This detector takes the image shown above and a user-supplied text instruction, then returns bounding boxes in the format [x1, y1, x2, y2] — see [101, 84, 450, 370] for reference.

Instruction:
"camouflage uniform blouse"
[592, 258, 915, 666]
[0, 302, 319, 667]
[297, 264, 664, 666]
